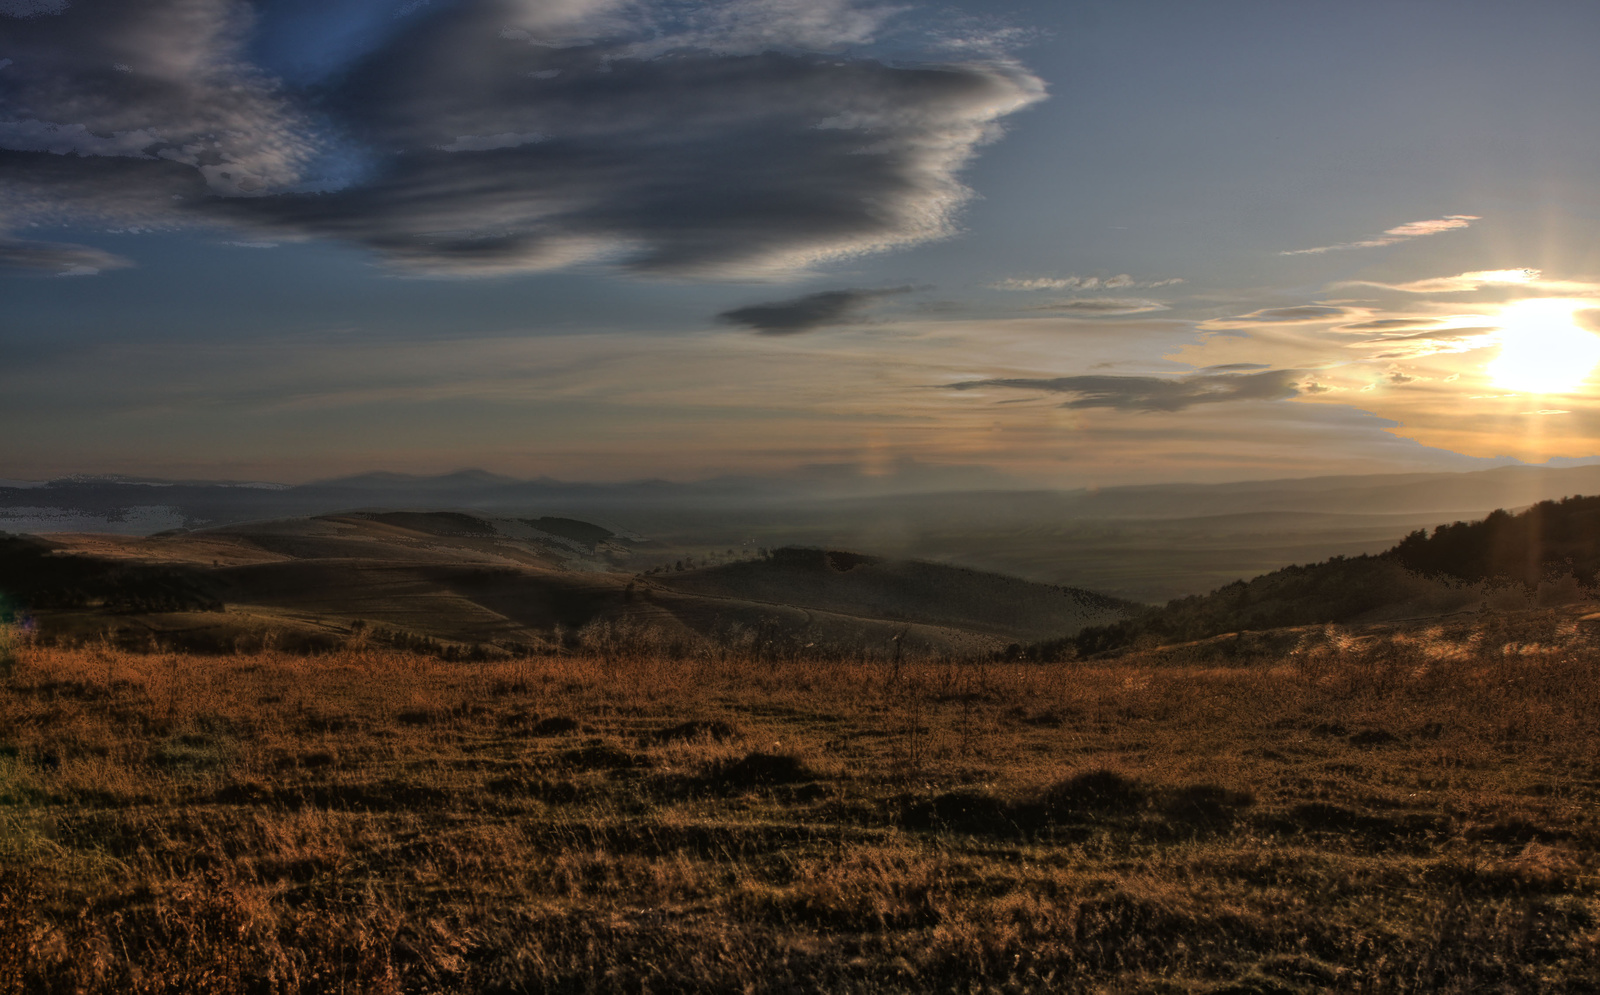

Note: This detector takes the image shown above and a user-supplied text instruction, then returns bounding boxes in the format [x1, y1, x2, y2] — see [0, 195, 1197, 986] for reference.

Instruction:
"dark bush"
[648, 719, 738, 744]
[704, 751, 815, 790]
[1040, 768, 1146, 817]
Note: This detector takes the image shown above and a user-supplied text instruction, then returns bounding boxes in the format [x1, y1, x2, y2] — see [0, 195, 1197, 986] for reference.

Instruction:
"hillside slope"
[1065, 497, 1600, 657]
[7, 517, 1135, 656]
[656, 547, 1139, 643]
[1391, 493, 1600, 585]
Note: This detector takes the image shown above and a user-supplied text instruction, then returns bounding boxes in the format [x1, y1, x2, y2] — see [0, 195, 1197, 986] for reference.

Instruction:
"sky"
[6, 0, 1600, 487]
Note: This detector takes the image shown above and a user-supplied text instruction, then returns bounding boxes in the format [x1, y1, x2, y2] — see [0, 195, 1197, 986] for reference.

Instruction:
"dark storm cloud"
[0, 0, 1045, 278]
[951, 369, 1301, 412]
[717, 287, 910, 334]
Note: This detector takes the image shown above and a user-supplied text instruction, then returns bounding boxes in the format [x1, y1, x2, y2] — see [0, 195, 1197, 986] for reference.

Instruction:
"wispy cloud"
[716, 287, 911, 334]
[1338, 317, 1444, 331]
[0, 236, 133, 276]
[1358, 328, 1497, 360]
[1335, 268, 1600, 295]
[1200, 305, 1365, 329]
[990, 274, 1183, 291]
[1028, 297, 1169, 315]
[1281, 215, 1479, 256]
[949, 369, 1300, 411]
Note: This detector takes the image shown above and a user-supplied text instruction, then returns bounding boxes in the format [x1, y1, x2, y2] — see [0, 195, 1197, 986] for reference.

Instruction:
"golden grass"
[2, 610, 1599, 993]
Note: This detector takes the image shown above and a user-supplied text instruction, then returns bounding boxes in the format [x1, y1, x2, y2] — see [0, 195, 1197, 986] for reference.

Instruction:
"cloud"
[1359, 324, 1497, 360]
[0, 0, 1047, 279]
[1335, 268, 1600, 295]
[1202, 305, 1362, 328]
[1382, 268, 1537, 293]
[949, 369, 1301, 411]
[1338, 317, 1443, 331]
[1281, 214, 1478, 255]
[0, 0, 68, 18]
[990, 274, 1182, 291]
[0, 235, 133, 275]
[1356, 326, 1494, 344]
[1029, 297, 1168, 315]
[0, 0, 320, 197]
[716, 286, 911, 334]
[1330, 316, 1497, 352]
[437, 132, 546, 153]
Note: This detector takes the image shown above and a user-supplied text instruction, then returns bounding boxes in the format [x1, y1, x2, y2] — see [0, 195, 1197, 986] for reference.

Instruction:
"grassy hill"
[24, 464, 1600, 602]
[656, 546, 1138, 645]
[1064, 497, 1600, 657]
[3, 516, 1136, 658]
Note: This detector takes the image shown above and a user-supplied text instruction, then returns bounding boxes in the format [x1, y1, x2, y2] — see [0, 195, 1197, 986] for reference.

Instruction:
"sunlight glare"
[1486, 299, 1600, 394]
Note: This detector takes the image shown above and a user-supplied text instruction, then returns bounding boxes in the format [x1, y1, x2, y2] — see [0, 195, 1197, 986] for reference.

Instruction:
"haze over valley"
[13, 462, 1600, 601]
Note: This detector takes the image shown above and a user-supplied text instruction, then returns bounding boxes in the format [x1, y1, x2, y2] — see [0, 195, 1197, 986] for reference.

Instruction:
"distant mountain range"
[12, 464, 1600, 600]
[10, 463, 1600, 527]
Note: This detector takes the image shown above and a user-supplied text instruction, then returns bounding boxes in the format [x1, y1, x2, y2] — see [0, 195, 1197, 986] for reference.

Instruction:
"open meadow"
[3, 611, 1599, 994]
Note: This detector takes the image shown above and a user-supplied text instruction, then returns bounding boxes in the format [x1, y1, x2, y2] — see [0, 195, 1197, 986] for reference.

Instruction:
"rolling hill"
[653, 546, 1135, 645]
[2, 513, 1138, 657]
[1063, 495, 1600, 658]
[15, 463, 1600, 601]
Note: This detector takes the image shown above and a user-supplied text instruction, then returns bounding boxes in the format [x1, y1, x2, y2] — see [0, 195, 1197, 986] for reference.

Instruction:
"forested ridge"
[1062, 495, 1600, 656]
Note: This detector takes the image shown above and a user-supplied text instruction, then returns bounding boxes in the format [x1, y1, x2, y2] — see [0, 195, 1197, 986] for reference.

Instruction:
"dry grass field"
[2, 610, 1599, 993]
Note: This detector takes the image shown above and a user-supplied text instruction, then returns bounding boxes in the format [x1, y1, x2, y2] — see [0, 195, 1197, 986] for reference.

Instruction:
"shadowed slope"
[656, 546, 1139, 643]
[10, 518, 1137, 656]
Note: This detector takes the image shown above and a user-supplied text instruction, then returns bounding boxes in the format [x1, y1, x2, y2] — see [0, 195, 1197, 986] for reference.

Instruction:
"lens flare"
[1486, 299, 1600, 394]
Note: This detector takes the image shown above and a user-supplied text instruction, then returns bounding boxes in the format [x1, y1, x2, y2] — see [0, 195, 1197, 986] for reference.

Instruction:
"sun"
[1486, 298, 1600, 394]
